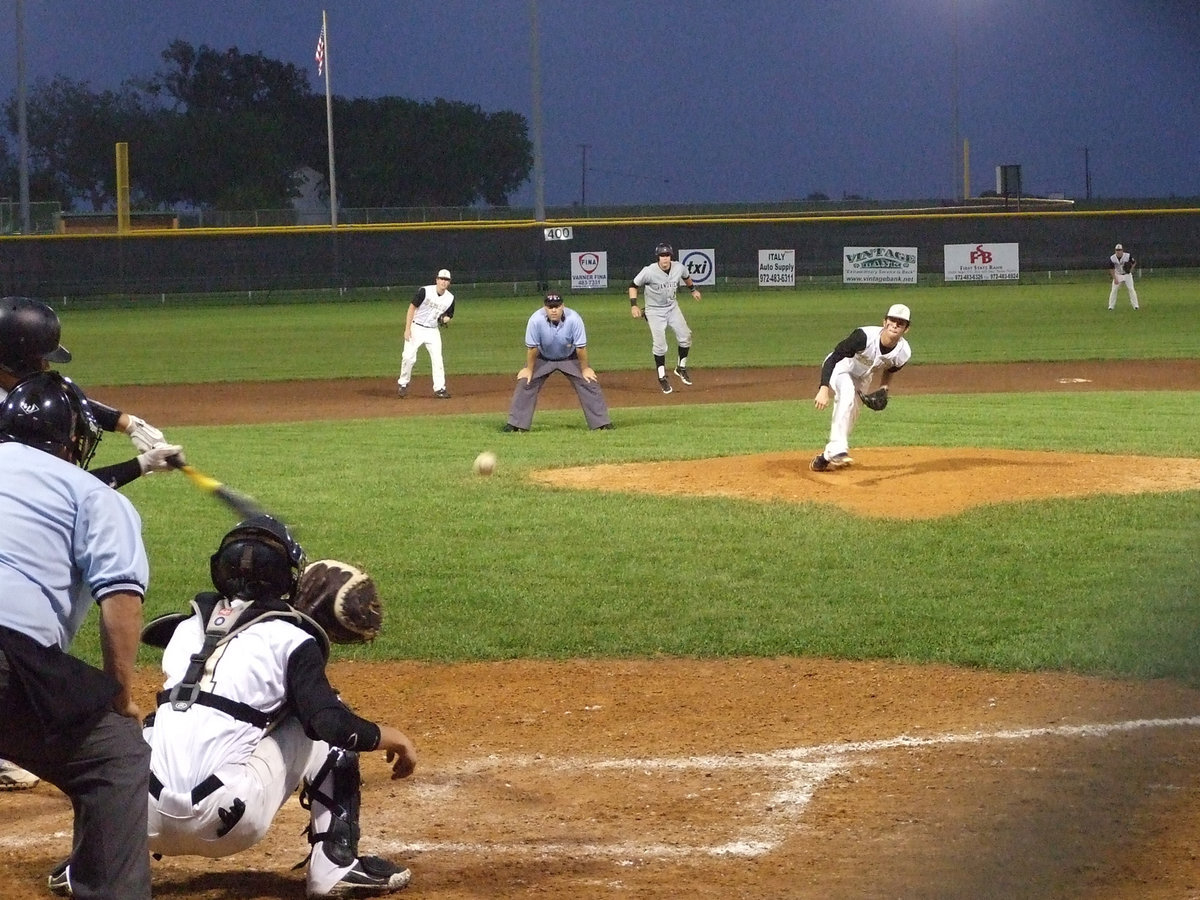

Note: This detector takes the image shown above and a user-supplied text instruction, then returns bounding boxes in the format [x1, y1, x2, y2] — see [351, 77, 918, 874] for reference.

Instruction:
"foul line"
[384, 716, 1200, 861]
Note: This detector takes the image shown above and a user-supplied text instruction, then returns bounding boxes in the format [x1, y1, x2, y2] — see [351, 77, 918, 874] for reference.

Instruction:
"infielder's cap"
[437, 268, 452, 280]
[1114, 243, 1123, 251]
[886, 303, 911, 323]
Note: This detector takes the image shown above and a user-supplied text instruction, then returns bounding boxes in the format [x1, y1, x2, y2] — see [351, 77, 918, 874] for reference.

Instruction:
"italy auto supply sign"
[944, 243, 1020, 281]
[843, 247, 918, 284]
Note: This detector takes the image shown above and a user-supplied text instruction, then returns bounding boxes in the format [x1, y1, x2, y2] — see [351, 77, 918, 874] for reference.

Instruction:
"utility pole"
[16, 0, 32, 233]
[578, 143, 590, 208]
[1083, 146, 1092, 200]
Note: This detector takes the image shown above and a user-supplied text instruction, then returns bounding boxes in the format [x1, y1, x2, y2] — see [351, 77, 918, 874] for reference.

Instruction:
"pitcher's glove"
[859, 388, 889, 411]
[294, 559, 383, 643]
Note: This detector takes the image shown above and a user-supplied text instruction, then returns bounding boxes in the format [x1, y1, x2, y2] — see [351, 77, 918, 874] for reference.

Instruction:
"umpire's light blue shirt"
[525, 306, 587, 360]
[0, 442, 149, 650]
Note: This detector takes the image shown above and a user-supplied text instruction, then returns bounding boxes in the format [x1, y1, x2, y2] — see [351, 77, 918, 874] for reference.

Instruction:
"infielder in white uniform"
[398, 268, 455, 398]
[629, 244, 701, 394]
[130, 517, 418, 898]
[1107, 243, 1140, 310]
[811, 304, 912, 472]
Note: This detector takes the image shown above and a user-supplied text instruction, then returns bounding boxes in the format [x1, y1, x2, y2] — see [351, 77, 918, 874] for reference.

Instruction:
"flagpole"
[321, 10, 338, 227]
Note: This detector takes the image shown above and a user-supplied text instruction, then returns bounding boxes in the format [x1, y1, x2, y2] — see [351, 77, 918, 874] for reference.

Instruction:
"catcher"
[810, 303, 912, 472]
[51, 515, 414, 898]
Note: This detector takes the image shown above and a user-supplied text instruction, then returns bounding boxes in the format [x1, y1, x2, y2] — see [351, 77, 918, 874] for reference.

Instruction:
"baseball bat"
[167, 457, 269, 521]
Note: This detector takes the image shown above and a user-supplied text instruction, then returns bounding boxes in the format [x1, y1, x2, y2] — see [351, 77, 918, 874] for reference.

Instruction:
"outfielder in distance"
[397, 268, 455, 399]
[1107, 242, 1140, 310]
[629, 243, 701, 394]
[811, 303, 912, 472]
[131, 516, 417, 898]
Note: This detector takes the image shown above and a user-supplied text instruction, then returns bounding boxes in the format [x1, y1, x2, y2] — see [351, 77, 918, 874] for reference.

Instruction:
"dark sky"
[3, 0, 1198, 208]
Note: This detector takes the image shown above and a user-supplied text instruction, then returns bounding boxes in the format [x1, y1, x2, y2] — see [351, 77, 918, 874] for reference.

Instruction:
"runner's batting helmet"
[655, 244, 673, 258]
[210, 515, 307, 603]
[0, 297, 71, 377]
[0, 371, 101, 467]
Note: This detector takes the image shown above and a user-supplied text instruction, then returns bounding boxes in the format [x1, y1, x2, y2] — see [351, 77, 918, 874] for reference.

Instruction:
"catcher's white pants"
[146, 718, 358, 895]
[1108, 274, 1139, 309]
[823, 367, 866, 460]
[399, 322, 446, 390]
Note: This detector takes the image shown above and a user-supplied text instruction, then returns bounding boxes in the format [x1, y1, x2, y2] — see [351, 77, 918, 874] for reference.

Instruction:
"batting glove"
[124, 414, 166, 453]
[137, 443, 184, 474]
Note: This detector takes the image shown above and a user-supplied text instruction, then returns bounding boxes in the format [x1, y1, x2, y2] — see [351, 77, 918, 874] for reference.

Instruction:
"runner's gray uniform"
[631, 260, 693, 356]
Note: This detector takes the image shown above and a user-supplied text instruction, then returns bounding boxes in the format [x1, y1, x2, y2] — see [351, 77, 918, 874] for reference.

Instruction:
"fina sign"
[543, 226, 574, 241]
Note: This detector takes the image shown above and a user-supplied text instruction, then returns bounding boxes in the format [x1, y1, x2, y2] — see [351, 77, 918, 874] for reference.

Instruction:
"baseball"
[473, 451, 497, 476]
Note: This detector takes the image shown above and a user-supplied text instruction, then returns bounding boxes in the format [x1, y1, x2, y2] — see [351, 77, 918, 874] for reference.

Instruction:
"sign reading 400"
[543, 226, 573, 241]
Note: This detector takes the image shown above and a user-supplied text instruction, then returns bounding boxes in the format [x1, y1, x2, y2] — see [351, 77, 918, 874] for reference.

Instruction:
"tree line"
[0, 41, 533, 212]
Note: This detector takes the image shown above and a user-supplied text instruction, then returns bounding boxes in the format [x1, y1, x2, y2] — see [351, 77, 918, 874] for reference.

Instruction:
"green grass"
[60, 389, 1200, 686]
[41, 275, 1200, 683]
[57, 275, 1200, 386]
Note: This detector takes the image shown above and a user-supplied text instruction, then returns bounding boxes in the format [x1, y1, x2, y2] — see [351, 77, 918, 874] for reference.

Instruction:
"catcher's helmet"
[210, 514, 306, 603]
[0, 297, 71, 377]
[655, 243, 673, 258]
[0, 371, 101, 467]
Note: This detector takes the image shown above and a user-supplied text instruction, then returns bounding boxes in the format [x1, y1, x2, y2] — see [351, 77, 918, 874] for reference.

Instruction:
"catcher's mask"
[0, 371, 101, 467]
[210, 514, 306, 603]
[0, 296, 71, 377]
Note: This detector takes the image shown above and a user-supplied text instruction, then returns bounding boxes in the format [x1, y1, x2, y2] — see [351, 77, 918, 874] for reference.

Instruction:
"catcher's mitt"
[859, 388, 889, 411]
[294, 559, 382, 644]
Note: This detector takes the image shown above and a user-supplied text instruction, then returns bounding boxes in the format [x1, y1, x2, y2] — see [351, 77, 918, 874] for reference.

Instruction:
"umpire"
[0, 372, 152, 899]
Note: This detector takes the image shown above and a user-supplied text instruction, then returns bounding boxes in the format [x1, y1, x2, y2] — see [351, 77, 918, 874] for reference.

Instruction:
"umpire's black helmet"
[210, 514, 307, 603]
[655, 243, 673, 258]
[0, 371, 101, 468]
[0, 297, 71, 377]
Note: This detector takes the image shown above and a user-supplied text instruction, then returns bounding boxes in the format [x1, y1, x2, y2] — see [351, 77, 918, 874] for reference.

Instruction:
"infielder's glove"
[859, 388, 889, 411]
[294, 559, 383, 643]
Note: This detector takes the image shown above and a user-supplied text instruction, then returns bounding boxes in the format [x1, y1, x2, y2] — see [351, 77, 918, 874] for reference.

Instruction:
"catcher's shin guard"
[300, 748, 362, 868]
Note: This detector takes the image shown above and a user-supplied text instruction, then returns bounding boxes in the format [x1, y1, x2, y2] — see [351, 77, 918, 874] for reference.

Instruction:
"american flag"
[315, 25, 326, 77]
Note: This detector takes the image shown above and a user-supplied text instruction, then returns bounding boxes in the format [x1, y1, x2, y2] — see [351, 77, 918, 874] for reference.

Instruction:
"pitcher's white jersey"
[827, 325, 911, 386]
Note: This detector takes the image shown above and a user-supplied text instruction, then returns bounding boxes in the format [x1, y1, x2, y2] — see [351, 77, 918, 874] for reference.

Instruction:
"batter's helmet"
[0, 297, 71, 377]
[0, 371, 101, 468]
[210, 514, 307, 603]
[655, 244, 673, 258]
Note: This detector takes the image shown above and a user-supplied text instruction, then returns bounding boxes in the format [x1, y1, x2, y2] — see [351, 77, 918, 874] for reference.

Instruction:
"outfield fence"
[2, 205, 1197, 299]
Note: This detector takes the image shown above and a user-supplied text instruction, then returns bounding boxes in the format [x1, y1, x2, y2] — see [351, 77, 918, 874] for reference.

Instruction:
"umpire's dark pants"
[506, 354, 612, 431]
[0, 650, 151, 900]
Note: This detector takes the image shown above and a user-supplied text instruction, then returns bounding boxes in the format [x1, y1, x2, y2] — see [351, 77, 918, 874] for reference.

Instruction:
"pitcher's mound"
[531, 447, 1200, 519]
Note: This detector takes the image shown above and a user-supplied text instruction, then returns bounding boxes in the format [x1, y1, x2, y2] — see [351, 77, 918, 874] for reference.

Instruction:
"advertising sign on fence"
[571, 251, 608, 289]
[758, 250, 796, 286]
[842, 247, 918, 284]
[679, 248, 716, 286]
[943, 243, 1020, 281]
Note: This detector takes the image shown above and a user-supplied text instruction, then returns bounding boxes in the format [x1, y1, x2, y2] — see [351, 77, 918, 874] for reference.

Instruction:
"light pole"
[951, 0, 961, 202]
[578, 144, 590, 207]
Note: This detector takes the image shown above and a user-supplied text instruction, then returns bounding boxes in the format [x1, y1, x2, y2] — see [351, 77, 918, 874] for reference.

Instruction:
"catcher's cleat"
[673, 365, 692, 385]
[308, 855, 411, 897]
[658, 376, 673, 395]
[433, 388, 451, 399]
[810, 454, 830, 472]
[827, 453, 854, 469]
[396, 383, 407, 399]
[0, 759, 39, 790]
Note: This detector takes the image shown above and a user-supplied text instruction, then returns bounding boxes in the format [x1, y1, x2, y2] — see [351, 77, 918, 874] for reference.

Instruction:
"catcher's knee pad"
[302, 748, 362, 868]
